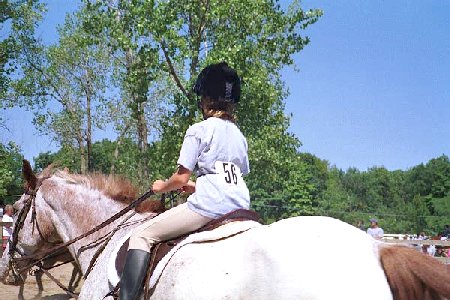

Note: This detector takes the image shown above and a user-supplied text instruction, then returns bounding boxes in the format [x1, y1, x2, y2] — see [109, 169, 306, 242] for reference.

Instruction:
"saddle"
[113, 209, 261, 297]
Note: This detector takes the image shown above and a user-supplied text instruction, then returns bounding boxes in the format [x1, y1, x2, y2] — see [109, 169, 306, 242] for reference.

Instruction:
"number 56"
[222, 162, 238, 185]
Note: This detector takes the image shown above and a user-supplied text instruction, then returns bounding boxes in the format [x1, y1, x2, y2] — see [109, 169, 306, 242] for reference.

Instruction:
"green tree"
[34, 138, 144, 187]
[405, 194, 430, 234]
[318, 166, 368, 225]
[314, 155, 450, 234]
[404, 163, 432, 198]
[426, 155, 450, 198]
[250, 153, 317, 223]
[34, 146, 81, 173]
[0, 142, 23, 205]
[298, 152, 329, 205]
[341, 168, 367, 211]
[82, 1, 322, 217]
[364, 167, 397, 213]
[91, 138, 143, 185]
[426, 196, 450, 235]
[81, 0, 175, 183]
[7, 11, 112, 173]
[1, 0, 45, 126]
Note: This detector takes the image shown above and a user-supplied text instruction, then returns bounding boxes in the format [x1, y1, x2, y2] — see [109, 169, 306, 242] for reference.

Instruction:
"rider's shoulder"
[187, 118, 217, 132]
[185, 120, 207, 137]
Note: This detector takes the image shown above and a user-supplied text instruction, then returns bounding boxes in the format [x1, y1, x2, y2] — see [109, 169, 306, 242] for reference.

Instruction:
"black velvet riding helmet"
[193, 62, 241, 103]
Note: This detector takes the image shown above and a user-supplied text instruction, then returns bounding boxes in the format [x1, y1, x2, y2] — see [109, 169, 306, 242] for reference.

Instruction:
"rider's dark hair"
[200, 96, 235, 122]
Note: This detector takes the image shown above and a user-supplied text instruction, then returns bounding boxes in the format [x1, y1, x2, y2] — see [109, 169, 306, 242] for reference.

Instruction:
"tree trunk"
[125, 48, 150, 182]
[86, 73, 93, 172]
[111, 122, 131, 174]
[137, 100, 149, 179]
[77, 129, 87, 174]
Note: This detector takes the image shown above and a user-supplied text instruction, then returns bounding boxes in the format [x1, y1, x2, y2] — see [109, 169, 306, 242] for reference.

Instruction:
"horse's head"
[1, 162, 164, 284]
[0, 160, 61, 285]
[13, 160, 60, 250]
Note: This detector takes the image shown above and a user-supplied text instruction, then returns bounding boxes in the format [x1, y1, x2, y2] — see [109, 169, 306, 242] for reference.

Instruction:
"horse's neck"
[45, 180, 142, 272]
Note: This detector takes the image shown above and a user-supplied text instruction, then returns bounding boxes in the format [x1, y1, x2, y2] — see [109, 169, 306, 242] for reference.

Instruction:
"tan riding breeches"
[128, 203, 212, 252]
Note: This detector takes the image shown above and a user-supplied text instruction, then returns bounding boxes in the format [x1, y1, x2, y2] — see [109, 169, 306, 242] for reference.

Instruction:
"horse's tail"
[379, 245, 450, 300]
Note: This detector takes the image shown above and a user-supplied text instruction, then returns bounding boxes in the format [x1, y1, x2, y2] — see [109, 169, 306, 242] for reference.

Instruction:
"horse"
[1, 160, 450, 300]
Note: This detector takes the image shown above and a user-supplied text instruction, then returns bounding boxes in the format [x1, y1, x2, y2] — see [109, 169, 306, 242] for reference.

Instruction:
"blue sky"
[1, 0, 449, 171]
[285, 0, 449, 170]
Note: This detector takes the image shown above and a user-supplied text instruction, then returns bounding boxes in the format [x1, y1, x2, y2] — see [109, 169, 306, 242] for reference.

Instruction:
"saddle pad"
[107, 220, 261, 288]
[149, 220, 261, 288]
[108, 221, 151, 287]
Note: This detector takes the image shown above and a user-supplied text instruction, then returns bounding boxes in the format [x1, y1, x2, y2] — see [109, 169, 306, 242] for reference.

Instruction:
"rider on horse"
[120, 62, 251, 300]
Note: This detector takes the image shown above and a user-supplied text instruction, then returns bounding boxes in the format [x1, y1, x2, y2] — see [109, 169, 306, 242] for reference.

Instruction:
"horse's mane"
[54, 170, 139, 204]
[35, 165, 163, 213]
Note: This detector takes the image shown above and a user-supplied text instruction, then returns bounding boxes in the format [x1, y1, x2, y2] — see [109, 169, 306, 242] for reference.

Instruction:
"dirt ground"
[0, 263, 83, 300]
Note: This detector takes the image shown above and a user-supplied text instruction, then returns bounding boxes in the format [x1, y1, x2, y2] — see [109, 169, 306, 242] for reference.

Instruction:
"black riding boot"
[119, 249, 151, 300]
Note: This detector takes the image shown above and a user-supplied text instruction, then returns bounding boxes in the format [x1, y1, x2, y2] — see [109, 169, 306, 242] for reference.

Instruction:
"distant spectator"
[367, 218, 384, 240]
[426, 245, 436, 257]
[417, 232, 427, 240]
[442, 225, 450, 238]
[356, 220, 366, 231]
[435, 246, 448, 257]
[2, 204, 13, 251]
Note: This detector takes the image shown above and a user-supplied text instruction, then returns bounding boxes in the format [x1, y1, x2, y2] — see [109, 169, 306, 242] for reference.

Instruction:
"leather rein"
[8, 177, 156, 298]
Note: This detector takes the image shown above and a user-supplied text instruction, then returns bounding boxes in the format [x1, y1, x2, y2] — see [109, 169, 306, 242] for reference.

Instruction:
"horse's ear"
[22, 159, 37, 190]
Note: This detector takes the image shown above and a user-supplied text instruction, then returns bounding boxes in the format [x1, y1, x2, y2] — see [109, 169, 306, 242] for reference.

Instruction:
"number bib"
[215, 161, 242, 185]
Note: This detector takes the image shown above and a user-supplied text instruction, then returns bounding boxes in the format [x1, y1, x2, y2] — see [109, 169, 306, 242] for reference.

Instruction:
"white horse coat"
[79, 215, 393, 299]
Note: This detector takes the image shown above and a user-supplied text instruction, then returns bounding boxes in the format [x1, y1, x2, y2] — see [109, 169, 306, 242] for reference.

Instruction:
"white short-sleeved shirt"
[2, 214, 13, 237]
[177, 117, 250, 219]
[367, 227, 384, 239]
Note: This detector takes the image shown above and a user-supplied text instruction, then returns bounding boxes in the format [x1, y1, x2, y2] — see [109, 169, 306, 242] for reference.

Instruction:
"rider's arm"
[181, 180, 196, 193]
[152, 165, 192, 193]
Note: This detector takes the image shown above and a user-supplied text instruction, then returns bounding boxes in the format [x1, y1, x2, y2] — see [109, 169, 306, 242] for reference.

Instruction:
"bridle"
[8, 176, 51, 285]
[7, 176, 158, 298]
[7, 179, 80, 298]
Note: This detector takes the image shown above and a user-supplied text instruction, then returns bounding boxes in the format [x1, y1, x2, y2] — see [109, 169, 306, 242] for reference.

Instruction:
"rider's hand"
[152, 180, 167, 193]
[181, 180, 196, 194]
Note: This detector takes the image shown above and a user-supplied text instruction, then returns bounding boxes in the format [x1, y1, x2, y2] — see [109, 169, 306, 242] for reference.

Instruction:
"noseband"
[8, 176, 51, 283]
